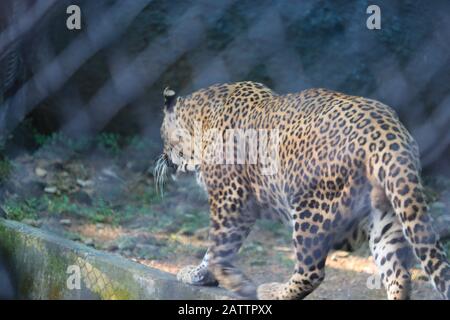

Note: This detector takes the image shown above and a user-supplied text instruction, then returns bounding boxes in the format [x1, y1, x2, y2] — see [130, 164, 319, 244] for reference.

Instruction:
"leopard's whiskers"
[154, 154, 168, 197]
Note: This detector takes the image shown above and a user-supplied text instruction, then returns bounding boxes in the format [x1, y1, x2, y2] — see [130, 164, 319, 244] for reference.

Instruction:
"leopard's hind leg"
[332, 212, 370, 252]
[369, 186, 414, 300]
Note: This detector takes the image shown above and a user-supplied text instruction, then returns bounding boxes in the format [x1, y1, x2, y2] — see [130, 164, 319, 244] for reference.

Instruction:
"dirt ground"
[1, 140, 448, 300]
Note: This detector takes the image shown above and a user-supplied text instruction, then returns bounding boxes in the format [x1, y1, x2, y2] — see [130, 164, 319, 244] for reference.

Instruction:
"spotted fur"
[157, 81, 450, 300]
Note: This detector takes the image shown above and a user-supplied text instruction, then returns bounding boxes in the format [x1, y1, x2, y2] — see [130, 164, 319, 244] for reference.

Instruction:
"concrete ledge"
[0, 218, 232, 300]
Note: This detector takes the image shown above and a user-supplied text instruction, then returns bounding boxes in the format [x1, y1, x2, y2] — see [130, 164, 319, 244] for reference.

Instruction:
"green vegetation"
[34, 132, 90, 152]
[275, 251, 295, 269]
[0, 157, 12, 182]
[134, 186, 161, 206]
[3, 193, 157, 225]
[46, 196, 119, 224]
[445, 242, 450, 258]
[126, 135, 159, 152]
[240, 241, 267, 266]
[96, 133, 122, 155]
[2, 198, 42, 221]
[45, 195, 78, 215]
[257, 219, 290, 239]
[176, 209, 209, 235]
[32, 131, 158, 156]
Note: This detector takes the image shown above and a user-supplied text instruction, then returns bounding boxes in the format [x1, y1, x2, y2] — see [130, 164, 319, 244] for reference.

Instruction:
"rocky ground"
[0, 134, 449, 299]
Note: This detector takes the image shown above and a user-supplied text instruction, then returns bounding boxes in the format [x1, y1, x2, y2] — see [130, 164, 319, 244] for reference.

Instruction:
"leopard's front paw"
[177, 265, 218, 286]
[257, 282, 284, 300]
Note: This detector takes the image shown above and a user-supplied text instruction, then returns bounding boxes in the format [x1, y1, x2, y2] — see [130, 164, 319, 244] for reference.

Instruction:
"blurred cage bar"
[0, 0, 449, 173]
[0, 0, 26, 97]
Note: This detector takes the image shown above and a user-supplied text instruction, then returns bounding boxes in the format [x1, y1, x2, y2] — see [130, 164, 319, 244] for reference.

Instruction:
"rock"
[105, 242, 119, 251]
[21, 219, 41, 228]
[59, 219, 71, 226]
[18, 181, 46, 198]
[44, 186, 58, 194]
[71, 191, 92, 205]
[135, 244, 161, 260]
[194, 227, 209, 240]
[330, 251, 350, 261]
[35, 167, 47, 177]
[83, 238, 94, 247]
[117, 236, 138, 251]
[76, 179, 94, 188]
[101, 168, 122, 181]
[0, 206, 6, 218]
[50, 162, 64, 171]
[66, 233, 82, 241]
[96, 223, 105, 230]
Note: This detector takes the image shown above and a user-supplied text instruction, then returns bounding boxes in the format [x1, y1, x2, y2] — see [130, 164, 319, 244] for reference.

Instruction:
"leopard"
[155, 81, 450, 300]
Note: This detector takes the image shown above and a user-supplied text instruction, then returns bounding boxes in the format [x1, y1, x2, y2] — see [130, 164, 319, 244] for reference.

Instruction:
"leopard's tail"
[371, 141, 450, 299]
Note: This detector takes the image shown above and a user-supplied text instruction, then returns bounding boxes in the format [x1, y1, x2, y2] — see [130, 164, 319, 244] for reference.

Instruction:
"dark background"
[0, 0, 449, 174]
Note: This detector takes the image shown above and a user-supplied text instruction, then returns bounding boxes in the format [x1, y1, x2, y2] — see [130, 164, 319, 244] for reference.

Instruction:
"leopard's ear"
[163, 87, 177, 111]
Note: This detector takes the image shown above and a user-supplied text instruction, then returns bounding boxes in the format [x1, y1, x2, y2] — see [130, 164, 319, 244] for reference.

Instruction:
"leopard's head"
[155, 87, 198, 194]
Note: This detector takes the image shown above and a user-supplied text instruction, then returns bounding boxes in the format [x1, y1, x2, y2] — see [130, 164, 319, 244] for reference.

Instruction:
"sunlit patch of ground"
[70, 223, 124, 242]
